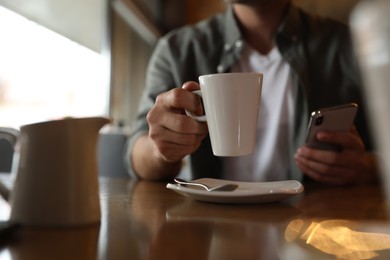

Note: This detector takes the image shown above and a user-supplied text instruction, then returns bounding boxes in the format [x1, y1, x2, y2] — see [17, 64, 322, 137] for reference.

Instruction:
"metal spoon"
[174, 178, 238, 192]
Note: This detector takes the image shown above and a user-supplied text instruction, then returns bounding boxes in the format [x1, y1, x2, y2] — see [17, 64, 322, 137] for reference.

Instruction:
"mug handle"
[184, 90, 207, 122]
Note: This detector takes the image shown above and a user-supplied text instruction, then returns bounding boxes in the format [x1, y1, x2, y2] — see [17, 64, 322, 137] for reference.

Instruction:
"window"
[0, 5, 108, 129]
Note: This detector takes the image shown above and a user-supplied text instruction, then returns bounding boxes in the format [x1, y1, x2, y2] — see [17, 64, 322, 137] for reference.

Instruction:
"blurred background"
[0, 0, 360, 129]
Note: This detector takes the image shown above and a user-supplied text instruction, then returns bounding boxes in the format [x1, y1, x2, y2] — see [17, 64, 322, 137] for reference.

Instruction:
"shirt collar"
[222, 5, 244, 52]
[276, 4, 304, 48]
[222, 4, 304, 48]
[218, 4, 303, 72]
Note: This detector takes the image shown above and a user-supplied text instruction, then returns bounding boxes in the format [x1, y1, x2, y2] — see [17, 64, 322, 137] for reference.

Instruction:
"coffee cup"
[186, 72, 262, 156]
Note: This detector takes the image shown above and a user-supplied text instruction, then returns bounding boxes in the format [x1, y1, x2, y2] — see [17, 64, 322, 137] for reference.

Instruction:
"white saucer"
[166, 178, 304, 204]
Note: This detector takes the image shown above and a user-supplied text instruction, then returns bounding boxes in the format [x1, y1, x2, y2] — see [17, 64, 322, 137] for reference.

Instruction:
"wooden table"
[1, 175, 390, 260]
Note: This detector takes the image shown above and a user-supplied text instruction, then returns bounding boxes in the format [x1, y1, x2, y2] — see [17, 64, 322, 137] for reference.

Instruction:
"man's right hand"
[131, 81, 209, 181]
[147, 81, 209, 162]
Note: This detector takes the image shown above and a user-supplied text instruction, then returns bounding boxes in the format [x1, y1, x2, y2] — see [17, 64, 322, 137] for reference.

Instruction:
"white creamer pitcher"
[9, 117, 110, 227]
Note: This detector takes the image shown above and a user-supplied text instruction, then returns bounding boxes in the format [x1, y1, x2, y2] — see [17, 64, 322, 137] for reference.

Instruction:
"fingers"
[148, 104, 206, 135]
[156, 84, 203, 117]
[149, 126, 205, 162]
[296, 146, 345, 167]
[316, 128, 365, 151]
[295, 147, 356, 185]
[295, 146, 366, 185]
[182, 81, 201, 91]
[149, 123, 207, 147]
[146, 84, 208, 162]
[181, 81, 204, 116]
[165, 87, 202, 114]
[148, 88, 207, 134]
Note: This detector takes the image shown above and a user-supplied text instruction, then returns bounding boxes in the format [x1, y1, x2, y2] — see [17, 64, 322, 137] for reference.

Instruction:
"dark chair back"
[0, 127, 20, 172]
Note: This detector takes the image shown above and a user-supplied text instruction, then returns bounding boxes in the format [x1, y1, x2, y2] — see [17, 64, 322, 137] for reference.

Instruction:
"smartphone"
[305, 103, 358, 151]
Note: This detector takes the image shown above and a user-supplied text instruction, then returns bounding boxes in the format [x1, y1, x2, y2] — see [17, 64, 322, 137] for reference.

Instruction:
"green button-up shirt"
[125, 4, 373, 181]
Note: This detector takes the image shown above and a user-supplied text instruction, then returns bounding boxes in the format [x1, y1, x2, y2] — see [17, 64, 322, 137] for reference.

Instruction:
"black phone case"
[305, 103, 358, 151]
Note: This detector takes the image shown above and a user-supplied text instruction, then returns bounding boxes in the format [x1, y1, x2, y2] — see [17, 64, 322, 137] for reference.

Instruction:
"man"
[125, 0, 379, 185]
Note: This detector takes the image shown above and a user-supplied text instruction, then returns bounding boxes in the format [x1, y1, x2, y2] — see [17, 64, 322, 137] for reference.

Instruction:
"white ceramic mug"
[186, 72, 263, 156]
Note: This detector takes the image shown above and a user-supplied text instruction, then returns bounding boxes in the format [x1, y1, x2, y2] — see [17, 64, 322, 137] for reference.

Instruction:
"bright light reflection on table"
[285, 219, 390, 259]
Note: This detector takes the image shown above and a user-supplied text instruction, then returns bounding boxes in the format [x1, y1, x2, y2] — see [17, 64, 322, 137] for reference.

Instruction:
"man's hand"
[295, 127, 378, 185]
[132, 81, 208, 181]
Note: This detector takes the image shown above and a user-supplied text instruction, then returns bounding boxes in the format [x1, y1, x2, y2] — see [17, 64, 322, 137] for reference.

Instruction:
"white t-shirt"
[222, 45, 295, 181]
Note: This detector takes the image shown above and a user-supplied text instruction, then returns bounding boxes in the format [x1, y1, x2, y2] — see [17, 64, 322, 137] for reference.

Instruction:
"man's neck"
[233, 1, 290, 54]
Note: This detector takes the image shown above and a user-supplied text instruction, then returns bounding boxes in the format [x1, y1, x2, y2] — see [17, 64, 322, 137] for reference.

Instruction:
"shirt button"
[224, 44, 231, 51]
[235, 40, 243, 48]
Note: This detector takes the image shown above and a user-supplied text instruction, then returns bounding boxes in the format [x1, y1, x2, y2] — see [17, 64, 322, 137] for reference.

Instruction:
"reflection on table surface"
[1, 175, 390, 260]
